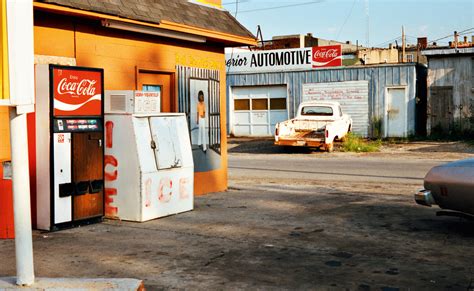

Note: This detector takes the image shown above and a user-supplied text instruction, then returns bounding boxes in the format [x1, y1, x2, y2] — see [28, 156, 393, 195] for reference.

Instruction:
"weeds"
[342, 133, 382, 152]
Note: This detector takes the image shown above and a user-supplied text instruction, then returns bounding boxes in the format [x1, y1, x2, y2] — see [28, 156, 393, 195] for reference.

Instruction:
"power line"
[375, 36, 402, 48]
[430, 27, 474, 43]
[238, 0, 325, 14]
[222, 0, 249, 5]
[234, 0, 239, 17]
[336, 0, 357, 40]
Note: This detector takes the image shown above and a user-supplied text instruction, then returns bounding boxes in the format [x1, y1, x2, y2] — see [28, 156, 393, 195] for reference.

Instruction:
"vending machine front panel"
[49, 65, 105, 229]
[53, 132, 72, 224]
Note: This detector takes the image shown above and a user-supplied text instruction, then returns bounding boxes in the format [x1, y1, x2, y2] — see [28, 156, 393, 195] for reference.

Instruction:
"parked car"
[415, 158, 474, 216]
[274, 101, 352, 152]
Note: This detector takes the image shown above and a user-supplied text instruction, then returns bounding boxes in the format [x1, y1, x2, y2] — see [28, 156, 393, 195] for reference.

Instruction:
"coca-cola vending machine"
[33, 64, 105, 231]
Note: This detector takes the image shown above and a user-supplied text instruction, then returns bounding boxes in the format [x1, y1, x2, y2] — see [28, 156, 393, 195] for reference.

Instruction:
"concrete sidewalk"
[0, 277, 143, 290]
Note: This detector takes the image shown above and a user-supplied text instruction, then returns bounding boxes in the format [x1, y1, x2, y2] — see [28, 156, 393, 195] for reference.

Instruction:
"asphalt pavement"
[229, 154, 443, 185]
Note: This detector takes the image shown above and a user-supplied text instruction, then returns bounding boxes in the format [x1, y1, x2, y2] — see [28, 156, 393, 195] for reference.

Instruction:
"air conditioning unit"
[105, 90, 161, 114]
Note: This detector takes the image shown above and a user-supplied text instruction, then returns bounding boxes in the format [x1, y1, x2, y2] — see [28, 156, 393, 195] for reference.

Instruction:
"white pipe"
[9, 107, 35, 286]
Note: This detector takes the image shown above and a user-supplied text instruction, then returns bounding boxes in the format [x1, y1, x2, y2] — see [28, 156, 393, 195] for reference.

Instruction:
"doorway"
[385, 87, 407, 137]
[138, 71, 174, 112]
[429, 86, 453, 134]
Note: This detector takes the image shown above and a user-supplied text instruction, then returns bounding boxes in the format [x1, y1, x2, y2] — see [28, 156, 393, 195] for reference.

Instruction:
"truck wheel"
[326, 143, 334, 153]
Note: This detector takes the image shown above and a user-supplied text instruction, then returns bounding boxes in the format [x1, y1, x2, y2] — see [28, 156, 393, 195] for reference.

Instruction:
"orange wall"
[33, 12, 228, 195]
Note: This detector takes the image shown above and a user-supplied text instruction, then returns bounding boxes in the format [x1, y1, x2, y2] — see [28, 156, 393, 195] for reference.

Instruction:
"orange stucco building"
[0, 0, 256, 235]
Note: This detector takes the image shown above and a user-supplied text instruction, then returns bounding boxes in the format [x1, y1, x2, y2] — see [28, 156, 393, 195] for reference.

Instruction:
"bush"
[342, 133, 382, 152]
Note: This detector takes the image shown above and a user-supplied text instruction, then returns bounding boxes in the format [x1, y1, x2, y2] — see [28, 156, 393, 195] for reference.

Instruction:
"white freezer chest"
[104, 113, 194, 222]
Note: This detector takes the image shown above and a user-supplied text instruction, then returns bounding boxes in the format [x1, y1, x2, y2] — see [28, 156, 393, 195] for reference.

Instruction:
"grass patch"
[342, 133, 382, 152]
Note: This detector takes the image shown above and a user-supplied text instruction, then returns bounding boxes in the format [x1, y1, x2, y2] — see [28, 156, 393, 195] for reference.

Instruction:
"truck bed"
[274, 130, 325, 147]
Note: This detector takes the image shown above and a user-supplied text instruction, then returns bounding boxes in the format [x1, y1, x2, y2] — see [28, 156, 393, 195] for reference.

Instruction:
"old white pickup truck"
[274, 101, 352, 152]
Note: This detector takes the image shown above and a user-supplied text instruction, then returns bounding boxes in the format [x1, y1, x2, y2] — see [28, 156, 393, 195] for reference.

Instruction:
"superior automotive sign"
[225, 45, 342, 73]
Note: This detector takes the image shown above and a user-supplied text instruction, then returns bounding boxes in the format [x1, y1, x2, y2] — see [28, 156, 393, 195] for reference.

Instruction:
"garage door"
[232, 86, 288, 136]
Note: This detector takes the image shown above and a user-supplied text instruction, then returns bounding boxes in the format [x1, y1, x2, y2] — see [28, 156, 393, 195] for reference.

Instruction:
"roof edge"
[34, 2, 257, 46]
[422, 47, 474, 56]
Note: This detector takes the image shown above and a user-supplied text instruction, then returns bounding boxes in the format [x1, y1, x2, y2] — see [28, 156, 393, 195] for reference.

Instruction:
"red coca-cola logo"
[312, 45, 342, 68]
[53, 68, 103, 117]
[57, 78, 97, 96]
[313, 49, 339, 59]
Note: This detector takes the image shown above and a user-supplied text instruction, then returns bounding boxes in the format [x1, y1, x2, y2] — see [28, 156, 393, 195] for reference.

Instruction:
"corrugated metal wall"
[426, 56, 474, 134]
[227, 64, 417, 137]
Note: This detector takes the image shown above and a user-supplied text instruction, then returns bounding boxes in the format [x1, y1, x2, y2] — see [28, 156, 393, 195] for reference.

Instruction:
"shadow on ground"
[401, 141, 474, 154]
[228, 138, 326, 154]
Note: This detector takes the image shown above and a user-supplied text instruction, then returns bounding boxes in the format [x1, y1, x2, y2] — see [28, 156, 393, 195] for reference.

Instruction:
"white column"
[9, 107, 35, 286]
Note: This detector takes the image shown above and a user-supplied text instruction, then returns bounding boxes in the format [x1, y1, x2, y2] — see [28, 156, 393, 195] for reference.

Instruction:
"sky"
[222, 0, 474, 48]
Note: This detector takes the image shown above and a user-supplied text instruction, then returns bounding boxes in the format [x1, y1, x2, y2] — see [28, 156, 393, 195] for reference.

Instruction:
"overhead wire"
[237, 0, 325, 14]
[336, 0, 358, 40]
[374, 36, 402, 48]
[226, 0, 240, 74]
[430, 27, 474, 43]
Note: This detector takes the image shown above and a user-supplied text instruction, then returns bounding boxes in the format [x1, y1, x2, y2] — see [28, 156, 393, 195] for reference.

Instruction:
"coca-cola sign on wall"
[312, 45, 342, 68]
[53, 67, 103, 116]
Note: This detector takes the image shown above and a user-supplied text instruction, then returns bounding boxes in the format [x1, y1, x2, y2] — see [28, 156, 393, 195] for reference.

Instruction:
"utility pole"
[9, 107, 35, 286]
[365, 0, 369, 47]
[402, 26, 406, 63]
[0, 0, 35, 286]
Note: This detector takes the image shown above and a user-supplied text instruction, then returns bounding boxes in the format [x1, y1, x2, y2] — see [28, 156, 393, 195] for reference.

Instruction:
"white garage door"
[232, 86, 288, 136]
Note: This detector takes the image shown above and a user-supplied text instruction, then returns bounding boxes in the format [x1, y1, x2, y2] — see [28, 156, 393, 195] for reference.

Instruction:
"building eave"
[33, 2, 257, 47]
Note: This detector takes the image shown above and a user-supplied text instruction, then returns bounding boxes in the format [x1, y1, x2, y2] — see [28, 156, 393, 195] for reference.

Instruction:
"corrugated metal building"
[227, 63, 425, 138]
[423, 47, 474, 135]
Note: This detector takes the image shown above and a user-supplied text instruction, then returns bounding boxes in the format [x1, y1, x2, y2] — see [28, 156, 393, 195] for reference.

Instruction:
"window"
[270, 98, 287, 110]
[234, 99, 250, 111]
[406, 54, 414, 62]
[142, 85, 162, 93]
[301, 106, 333, 116]
[252, 99, 268, 110]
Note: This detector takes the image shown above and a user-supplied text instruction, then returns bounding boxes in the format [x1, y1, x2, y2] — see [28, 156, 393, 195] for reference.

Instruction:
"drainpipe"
[9, 107, 35, 286]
